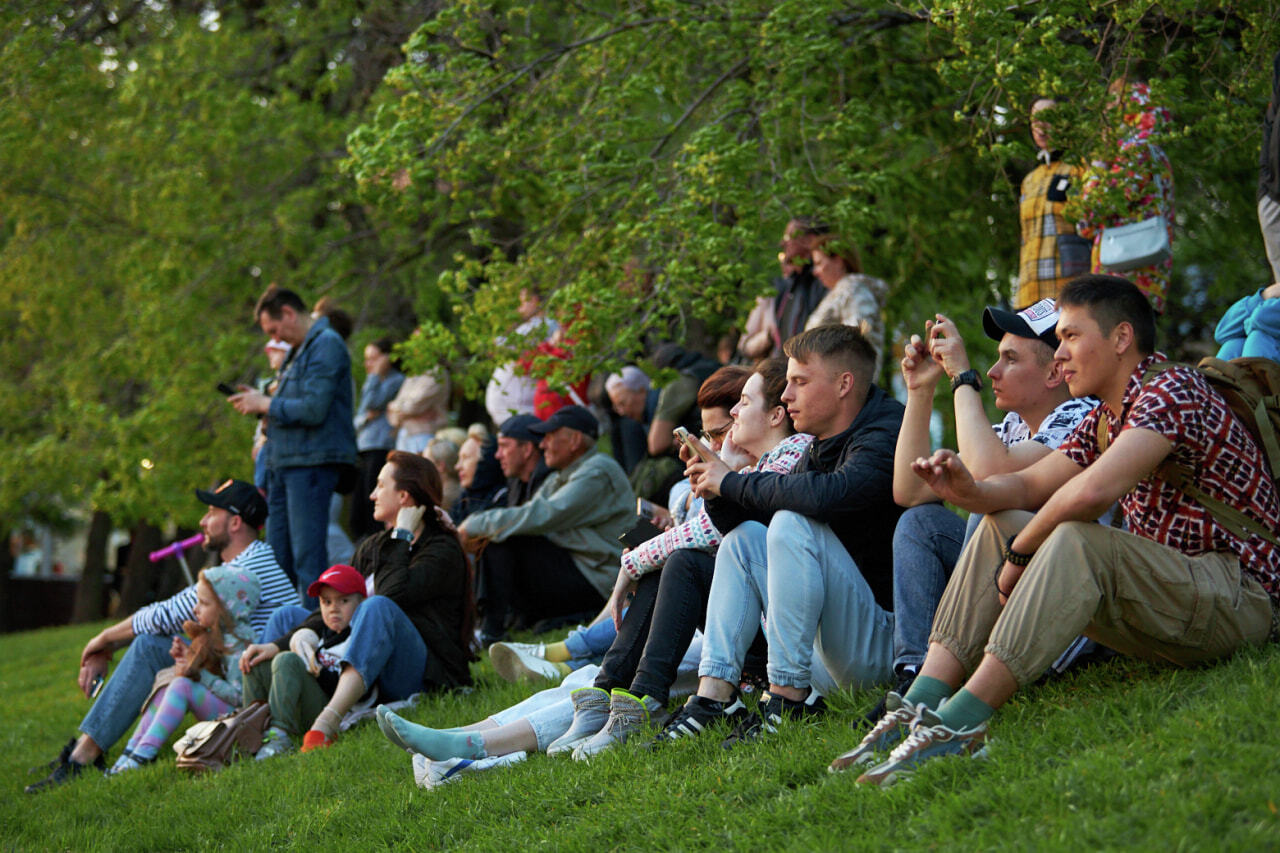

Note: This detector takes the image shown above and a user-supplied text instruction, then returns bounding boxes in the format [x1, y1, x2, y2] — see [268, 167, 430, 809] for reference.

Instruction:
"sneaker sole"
[489, 645, 555, 684]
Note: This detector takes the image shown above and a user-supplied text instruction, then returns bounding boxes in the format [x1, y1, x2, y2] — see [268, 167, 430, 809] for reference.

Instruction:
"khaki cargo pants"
[929, 511, 1275, 686]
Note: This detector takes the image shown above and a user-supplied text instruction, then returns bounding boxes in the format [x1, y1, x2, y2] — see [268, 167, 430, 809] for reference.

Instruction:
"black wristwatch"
[950, 369, 983, 394]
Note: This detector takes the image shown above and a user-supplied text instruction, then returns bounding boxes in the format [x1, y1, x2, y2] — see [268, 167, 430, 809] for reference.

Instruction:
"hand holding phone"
[673, 426, 713, 463]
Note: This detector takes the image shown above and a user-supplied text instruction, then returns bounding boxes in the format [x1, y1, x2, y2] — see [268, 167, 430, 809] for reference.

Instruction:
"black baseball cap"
[528, 405, 599, 440]
[195, 479, 269, 528]
[499, 414, 543, 444]
[982, 297, 1060, 349]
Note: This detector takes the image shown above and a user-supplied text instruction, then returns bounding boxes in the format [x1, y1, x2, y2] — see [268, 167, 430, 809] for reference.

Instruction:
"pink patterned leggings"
[125, 676, 235, 759]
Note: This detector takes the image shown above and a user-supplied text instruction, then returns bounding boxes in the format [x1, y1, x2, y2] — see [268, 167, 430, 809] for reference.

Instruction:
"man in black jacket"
[676, 325, 903, 743]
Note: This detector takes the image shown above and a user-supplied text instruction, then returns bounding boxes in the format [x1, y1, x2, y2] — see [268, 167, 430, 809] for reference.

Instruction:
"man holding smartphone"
[26, 481, 296, 793]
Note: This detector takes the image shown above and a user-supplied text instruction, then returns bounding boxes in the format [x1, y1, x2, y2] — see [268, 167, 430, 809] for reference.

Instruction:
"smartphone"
[216, 381, 238, 396]
[90, 675, 105, 699]
[619, 518, 664, 549]
[673, 426, 713, 462]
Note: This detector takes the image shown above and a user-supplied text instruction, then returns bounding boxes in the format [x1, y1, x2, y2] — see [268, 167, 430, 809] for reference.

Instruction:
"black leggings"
[595, 548, 766, 705]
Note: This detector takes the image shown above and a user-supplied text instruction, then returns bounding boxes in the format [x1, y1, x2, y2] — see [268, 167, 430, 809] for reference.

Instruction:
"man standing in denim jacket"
[231, 285, 356, 602]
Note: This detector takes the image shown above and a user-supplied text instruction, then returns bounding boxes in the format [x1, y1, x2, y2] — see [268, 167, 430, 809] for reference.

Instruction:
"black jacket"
[277, 521, 472, 689]
[1261, 49, 1280, 201]
[706, 384, 904, 610]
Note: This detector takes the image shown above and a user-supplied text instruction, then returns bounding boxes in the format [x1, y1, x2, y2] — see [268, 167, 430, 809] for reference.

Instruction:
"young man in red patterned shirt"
[849, 274, 1279, 786]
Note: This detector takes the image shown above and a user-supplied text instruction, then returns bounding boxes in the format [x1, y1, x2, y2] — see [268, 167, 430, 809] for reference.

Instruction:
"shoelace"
[887, 724, 939, 762]
[861, 705, 917, 747]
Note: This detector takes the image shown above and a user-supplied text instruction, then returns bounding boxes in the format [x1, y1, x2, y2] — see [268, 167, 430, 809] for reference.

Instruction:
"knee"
[719, 522, 766, 561]
[767, 509, 814, 541]
[272, 651, 304, 675]
[661, 548, 702, 576]
[894, 504, 941, 546]
[352, 594, 398, 627]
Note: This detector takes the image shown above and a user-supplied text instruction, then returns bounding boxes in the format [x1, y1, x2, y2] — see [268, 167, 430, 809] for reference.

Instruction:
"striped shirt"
[130, 539, 299, 639]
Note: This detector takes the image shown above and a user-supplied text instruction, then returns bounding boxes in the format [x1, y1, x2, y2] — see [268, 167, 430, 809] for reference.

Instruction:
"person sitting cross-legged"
[677, 325, 904, 746]
[852, 275, 1280, 786]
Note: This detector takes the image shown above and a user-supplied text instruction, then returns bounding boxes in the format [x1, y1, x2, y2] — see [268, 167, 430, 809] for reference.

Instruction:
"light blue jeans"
[562, 616, 620, 670]
[892, 504, 966, 674]
[699, 511, 894, 692]
[79, 633, 173, 753]
[488, 635, 705, 751]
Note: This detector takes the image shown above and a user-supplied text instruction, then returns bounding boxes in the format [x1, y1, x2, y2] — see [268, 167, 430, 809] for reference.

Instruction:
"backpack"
[1141, 356, 1280, 547]
[173, 701, 271, 774]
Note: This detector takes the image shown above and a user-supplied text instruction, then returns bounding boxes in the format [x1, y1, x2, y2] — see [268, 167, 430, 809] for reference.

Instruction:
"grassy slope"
[2, 620, 1278, 851]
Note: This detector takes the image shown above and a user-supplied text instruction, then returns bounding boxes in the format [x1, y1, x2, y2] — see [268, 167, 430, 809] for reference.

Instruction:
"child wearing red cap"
[242, 564, 371, 759]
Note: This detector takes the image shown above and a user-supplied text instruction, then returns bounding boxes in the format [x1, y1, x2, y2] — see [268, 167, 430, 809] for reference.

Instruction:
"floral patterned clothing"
[1070, 83, 1175, 313]
[621, 432, 815, 579]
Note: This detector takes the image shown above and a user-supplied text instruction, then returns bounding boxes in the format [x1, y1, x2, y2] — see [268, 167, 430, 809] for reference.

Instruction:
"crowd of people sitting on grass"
[24, 73, 1280, 794]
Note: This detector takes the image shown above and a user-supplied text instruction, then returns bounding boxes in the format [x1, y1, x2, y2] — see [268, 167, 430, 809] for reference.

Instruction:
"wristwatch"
[950, 369, 983, 394]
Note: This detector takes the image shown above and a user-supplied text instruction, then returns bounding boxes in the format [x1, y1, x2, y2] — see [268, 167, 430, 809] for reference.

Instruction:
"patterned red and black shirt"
[1058, 353, 1280, 606]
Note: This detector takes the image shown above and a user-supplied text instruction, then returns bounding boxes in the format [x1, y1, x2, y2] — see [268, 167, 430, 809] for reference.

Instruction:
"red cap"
[307, 564, 366, 598]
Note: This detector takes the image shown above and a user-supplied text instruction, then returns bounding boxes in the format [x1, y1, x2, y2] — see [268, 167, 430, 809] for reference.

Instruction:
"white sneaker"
[545, 687, 610, 756]
[412, 752, 528, 789]
[489, 642, 562, 684]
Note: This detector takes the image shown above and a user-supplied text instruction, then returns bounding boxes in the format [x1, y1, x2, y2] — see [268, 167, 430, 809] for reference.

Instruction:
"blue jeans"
[892, 504, 966, 674]
[266, 464, 340, 603]
[700, 512, 894, 691]
[262, 604, 311, 645]
[562, 616, 620, 670]
[343, 595, 427, 701]
[79, 633, 173, 753]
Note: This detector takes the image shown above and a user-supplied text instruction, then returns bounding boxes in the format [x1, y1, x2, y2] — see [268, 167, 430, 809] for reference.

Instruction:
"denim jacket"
[355, 369, 405, 451]
[265, 316, 357, 469]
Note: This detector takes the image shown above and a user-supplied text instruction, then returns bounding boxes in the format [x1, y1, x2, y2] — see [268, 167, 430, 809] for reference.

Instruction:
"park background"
[1, 2, 1279, 846]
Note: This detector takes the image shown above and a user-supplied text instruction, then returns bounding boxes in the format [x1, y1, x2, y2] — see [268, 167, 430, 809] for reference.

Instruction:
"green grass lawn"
[2, 620, 1278, 851]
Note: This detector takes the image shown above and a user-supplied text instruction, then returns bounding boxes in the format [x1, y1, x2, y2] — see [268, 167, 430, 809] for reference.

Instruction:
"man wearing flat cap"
[27, 479, 298, 793]
[461, 405, 634, 645]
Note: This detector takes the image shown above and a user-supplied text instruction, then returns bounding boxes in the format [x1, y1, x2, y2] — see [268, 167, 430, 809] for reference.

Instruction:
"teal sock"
[935, 688, 995, 731]
[902, 675, 954, 711]
[388, 714, 487, 761]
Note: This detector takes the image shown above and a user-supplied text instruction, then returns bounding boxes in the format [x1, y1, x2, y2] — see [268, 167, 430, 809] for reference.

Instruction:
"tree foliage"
[347, 0, 1280, 387]
[2, 0, 1278, 537]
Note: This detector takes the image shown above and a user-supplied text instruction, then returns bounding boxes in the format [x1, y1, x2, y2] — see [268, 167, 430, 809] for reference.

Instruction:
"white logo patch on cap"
[1017, 298, 1060, 337]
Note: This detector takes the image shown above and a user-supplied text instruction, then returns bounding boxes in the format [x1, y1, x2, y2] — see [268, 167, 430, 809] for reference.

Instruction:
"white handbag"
[1098, 171, 1172, 272]
[1098, 215, 1171, 271]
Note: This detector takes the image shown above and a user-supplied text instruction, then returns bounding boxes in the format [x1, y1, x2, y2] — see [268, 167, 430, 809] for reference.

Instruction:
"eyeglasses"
[701, 421, 733, 443]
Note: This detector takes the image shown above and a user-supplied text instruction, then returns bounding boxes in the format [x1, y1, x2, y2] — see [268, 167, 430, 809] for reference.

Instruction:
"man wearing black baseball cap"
[830, 298, 1101, 772]
[461, 405, 633, 645]
[27, 479, 297, 793]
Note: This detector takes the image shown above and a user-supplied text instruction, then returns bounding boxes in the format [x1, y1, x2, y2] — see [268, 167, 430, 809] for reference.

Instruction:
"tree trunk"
[72, 510, 112, 623]
[118, 522, 163, 615]
[0, 528, 12, 633]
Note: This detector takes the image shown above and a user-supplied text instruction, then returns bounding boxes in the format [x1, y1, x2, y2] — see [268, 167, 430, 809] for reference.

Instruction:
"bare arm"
[893, 331, 945, 507]
[1010, 428, 1168, 555]
[911, 445, 1082, 517]
[648, 418, 677, 456]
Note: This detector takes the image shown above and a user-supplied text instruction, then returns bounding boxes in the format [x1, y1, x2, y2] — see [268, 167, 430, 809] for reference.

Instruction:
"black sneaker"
[25, 745, 105, 794]
[721, 689, 827, 749]
[656, 695, 751, 743]
[862, 672, 917, 729]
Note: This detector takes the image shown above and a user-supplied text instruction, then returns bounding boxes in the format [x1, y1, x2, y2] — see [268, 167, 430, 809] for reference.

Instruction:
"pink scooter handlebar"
[148, 533, 204, 563]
